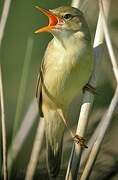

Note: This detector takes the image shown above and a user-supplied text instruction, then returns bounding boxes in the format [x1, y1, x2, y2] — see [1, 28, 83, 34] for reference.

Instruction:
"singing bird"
[35, 6, 93, 178]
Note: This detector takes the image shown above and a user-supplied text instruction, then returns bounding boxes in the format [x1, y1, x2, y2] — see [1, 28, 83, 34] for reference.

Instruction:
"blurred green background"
[0, 0, 69, 133]
[0, 0, 118, 179]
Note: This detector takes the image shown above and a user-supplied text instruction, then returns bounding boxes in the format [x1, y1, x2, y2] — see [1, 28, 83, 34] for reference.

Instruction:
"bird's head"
[35, 6, 90, 40]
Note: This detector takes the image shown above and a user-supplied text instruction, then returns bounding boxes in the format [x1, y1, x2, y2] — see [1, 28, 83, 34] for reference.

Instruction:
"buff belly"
[42, 55, 92, 108]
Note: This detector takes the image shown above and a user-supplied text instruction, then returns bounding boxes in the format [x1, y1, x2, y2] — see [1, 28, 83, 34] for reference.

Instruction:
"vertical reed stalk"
[80, 0, 118, 179]
[0, 67, 8, 180]
[12, 37, 34, 138]
[66, 0, 110, 179]
[80, 0, 111, 170]
[25, 118, 45, 180]
[0, 0, 12, 179]
[8, 38, 34, 176]
[7, 99, 38, 172]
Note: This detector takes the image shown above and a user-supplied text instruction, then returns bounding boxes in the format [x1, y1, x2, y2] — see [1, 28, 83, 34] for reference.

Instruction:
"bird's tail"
[45, 110, 65, 178]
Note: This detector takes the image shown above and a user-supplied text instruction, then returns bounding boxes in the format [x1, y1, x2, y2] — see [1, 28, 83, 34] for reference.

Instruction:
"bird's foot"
[73, 134, 88, 148]
[83, 83, 97, 95]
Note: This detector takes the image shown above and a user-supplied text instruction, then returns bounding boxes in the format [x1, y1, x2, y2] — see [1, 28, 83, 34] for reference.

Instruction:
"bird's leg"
[83, 83, 97, 95]
[57, 109, 88, 148]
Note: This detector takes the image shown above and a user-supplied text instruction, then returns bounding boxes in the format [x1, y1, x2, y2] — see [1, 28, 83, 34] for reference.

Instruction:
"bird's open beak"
[35, 6, 62, 33]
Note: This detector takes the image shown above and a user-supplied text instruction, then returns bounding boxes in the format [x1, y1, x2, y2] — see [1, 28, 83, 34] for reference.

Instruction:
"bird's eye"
[63, 14, 73, 20]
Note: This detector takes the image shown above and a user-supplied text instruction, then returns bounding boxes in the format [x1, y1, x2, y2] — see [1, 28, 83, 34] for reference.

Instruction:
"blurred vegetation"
[0, 0, 118, 179]
[0, 0, 71, 132]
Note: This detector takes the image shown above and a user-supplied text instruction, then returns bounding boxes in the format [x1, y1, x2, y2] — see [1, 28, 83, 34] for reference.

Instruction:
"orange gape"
[35, 6, 63, 33]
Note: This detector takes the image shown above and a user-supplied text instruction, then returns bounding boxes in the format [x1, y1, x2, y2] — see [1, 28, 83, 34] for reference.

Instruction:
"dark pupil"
[63, 14, 72, 19]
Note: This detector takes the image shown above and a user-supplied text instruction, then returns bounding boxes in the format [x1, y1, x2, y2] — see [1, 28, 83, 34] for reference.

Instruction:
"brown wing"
[36, 41, 53, 117]
[36, 60, 44, 117]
